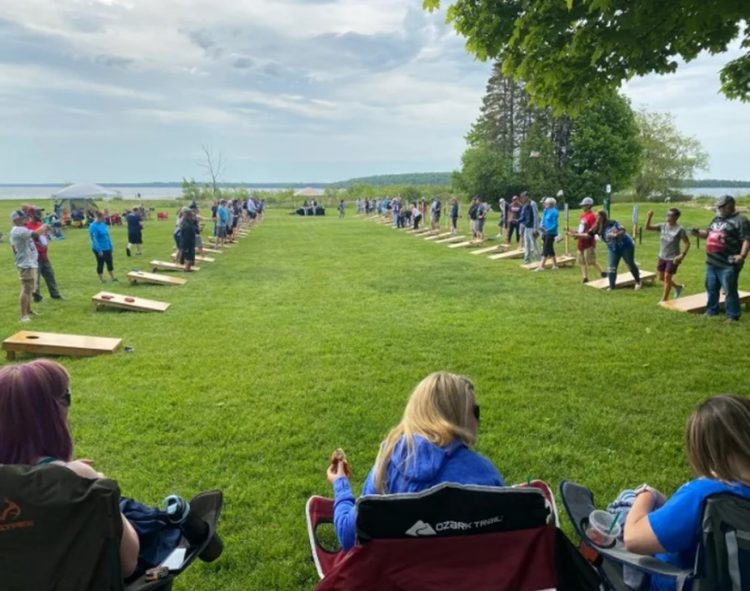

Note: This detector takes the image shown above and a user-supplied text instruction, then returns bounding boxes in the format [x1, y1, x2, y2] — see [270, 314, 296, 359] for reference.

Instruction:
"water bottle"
[163, 494, 223, 562]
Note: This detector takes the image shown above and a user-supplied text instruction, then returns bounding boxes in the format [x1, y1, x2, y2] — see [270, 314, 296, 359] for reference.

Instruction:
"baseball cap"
[10, 210, 26, 222]
[579, 197, 594, 206]
[716, 195, 735, 208]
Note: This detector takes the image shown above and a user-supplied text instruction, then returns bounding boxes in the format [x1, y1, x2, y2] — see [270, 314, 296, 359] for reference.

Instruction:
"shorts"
[476, 219, 485, 232]
[577, 247, 597, 265]
[128, 230, 142, 244]
[216, 226, 227, 238]
[657, 257, 680, 275]
[19, 267, 35, 294]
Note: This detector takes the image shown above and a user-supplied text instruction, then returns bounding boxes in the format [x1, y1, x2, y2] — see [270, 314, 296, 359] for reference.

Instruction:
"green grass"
[0, 199, 748, 589]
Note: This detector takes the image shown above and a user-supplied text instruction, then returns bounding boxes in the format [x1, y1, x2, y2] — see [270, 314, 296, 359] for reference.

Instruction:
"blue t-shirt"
[88, 221, 112, 252]
[601, 221, 633, 252]
[126, 212, 141, 232]
[542, 208, 559, 235]
[216, 206, 229, 227]
[648, 478, 750, 591]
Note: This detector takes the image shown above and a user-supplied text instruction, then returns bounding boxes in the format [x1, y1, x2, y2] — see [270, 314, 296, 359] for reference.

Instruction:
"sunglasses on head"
[473, 404, 480, 421]
[61, 388, 71, 408]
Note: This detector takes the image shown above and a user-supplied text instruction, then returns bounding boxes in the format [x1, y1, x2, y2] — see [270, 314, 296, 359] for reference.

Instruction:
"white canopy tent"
[293, 187, 324, 198]
[51, 183, 120, 199]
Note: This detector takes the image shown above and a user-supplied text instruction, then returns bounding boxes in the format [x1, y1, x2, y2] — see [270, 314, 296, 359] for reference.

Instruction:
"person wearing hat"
[9, 210, 44, 321]
[567, 197, 606, 283]
[690, 195, 750, 321]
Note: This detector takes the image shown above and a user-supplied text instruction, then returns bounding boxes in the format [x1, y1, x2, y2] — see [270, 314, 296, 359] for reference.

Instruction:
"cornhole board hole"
[151, 260, 200, 273]
[93, 292, 170, 313]
[471, 245, 504, 256]
[3, 331, 122, 361]
[435, 235, 466, 244]
[488, 248, 525, 260]
[587, 271, 656, 289]
[127, 271, 187, 286]
[424, 232, 453, 241]
[659, 290, 750, 313]
[201, 247, 222, 254]
[521, 255, 576, 270]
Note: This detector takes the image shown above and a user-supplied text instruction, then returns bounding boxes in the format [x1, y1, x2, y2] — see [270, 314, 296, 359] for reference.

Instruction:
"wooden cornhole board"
[408, 229, 432, 235]
[586, 271, 656, 289]
[521, 255, 576, 270]
[448, 240, 481, 249]
[201, 247, 222, 254]
[424, 232, 453, 241]
[471, 245, 504, 255]
[92, 291, 170, 313]
[488, 248, 525, 260]
[171, 253, 215, 263]
[127, 271, 187, 286]
[435, 235, 466, 244]
[659, 290, 750, 313]
[151, 260, 200, 273]
[3, 331, 122, 361]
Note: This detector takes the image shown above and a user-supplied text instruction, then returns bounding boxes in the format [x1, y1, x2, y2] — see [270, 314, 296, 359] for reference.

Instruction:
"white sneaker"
[634, 282, 642, 291]
[534, 266, 545, 272]
[551, 265, 559, 270]
[20, 315, 31, 322]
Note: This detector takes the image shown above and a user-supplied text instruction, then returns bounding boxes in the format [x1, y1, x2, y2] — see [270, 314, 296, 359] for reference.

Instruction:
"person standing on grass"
[338, 199, 345, 219]
[215, 200, 229, 247]
[519, 192, 540, 264]
[89, 210, 117, 284]
[125, 208, 143, 257]
[496, 197, 506, 238]
[506, 195, 521, 244]
[468, 196, 480, 239]
[430, 197, 441, 230]
[411, 202, 422, 230]
[645, 208, 690, 303]
[450, 197, 459, 235]
[9, 210, 41, 322]
[26, 208, 63, 301]
[690, 195, 750, 322]
[536, 197, 559, 271]
[592, 210, 641, 291]
[567, 197, 606, 284]
[178, 208, 197, 272]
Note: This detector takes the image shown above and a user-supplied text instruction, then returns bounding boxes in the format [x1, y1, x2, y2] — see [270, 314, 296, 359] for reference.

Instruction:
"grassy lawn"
[0, 198, 747, 589]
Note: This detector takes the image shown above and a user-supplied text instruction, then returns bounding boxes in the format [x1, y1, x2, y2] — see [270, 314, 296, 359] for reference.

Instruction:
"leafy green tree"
[423, 0, 750, 111]
[634, 111, 709, 200]
[453, 142, 514, 199]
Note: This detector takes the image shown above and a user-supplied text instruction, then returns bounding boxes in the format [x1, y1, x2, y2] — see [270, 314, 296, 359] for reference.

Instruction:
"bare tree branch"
[199, 145, 225, 197]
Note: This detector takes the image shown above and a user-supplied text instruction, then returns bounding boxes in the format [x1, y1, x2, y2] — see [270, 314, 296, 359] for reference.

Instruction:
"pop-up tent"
[51, 183, 119, 214]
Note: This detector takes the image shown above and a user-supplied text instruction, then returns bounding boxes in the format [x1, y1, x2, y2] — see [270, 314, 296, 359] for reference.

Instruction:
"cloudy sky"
[0, 0, 747, 184]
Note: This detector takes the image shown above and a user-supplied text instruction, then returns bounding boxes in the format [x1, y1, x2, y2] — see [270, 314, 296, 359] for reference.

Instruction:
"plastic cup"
[585, 510, 621, 547]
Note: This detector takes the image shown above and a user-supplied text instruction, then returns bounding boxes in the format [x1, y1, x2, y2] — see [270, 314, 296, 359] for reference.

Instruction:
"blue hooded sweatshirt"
[332, 435, 503, 550]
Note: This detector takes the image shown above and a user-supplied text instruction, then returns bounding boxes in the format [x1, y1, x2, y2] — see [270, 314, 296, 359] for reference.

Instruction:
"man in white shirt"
[9, 210, 41, 322]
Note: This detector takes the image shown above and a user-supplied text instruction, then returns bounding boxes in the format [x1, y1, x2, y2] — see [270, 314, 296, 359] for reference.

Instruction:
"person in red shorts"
[567, 197, 606, 283]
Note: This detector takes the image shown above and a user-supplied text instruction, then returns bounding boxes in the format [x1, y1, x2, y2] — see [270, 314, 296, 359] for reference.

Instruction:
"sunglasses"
[60, 388, 71, 408]
[473, 404, 480, 421]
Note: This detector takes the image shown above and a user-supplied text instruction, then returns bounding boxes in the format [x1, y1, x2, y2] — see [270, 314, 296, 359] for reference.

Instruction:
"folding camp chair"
[0, 463, 223, 591]
[306, 481, 599, 590]
[560, 480, 750, 591]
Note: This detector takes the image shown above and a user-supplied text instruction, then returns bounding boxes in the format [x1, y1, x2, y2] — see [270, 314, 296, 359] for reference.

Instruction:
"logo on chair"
[405, 520, 436, 537]
[0, 498, 33, 532]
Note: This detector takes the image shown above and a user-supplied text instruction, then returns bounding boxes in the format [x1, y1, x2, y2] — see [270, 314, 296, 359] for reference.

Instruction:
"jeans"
[522, 226, 540, 263]
[705, 264, 741, 319]
[607, 245, 639, 289]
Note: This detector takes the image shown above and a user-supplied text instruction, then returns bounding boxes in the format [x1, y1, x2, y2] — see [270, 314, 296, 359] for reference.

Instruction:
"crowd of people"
[8, 196, 265, 322]
[363, 192, 750, 320]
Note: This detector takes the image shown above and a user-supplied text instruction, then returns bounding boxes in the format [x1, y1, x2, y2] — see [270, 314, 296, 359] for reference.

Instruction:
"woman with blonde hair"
[326, 372, 503, 550]
[623, 394, 750, 591]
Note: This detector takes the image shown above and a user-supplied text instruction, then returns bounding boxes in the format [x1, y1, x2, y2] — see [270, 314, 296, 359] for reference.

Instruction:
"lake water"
[0, 185, 286, 201]
[681, 187, 749, 198]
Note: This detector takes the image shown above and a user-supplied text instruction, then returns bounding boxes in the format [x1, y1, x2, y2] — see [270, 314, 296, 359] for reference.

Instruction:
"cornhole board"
[521, 255, 576, 270]
[92, 292, 170, 313]
[488, 248, 525, 260]
[201, 247, 222, 254]
[470, 245, 504, 255]
[3, 331, 122, 361]
[171, 254, 215, 263]
[127, 271, 187, 286]
[408, 229, 432, 235]
[424, 232, 453, 241]
[435, 235, 467, 244]
[151, 260, 200, 272]
[586, 271, 656, 289]
[448, 240, 478, 249]
[659, 290, 750, 313]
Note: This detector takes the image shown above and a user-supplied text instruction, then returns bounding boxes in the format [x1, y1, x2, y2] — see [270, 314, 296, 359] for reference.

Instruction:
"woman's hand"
[327, 448, 352, 485]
